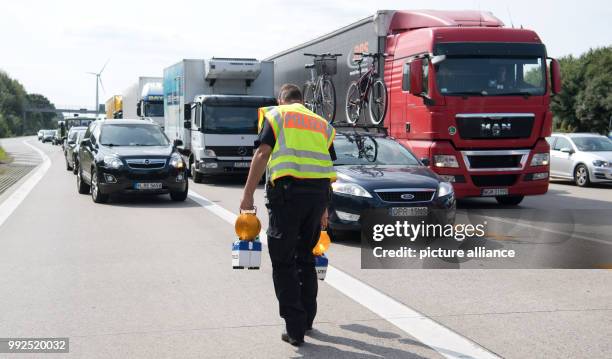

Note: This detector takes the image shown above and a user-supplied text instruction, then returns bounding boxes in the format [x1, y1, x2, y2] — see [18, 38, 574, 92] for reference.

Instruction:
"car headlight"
[433, 155, 459, 168]
[531, 153, 549, 166]
[204, 149, 216, 157]
[103, 155, 123, 169]
[170, 153, 185, 169]
[331, 182, 372, 198]
[437, 181, 454, 197]
[592, 160, 610, 167]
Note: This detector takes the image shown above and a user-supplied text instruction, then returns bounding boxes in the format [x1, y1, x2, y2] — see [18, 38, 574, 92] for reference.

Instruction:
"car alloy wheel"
[91, 169, 109, 203]
[574, 165, 590, 187]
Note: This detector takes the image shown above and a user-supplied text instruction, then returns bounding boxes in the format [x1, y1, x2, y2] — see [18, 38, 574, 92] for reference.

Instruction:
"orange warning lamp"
[235, 208, 261, 241]
[312, 230, 331, 256]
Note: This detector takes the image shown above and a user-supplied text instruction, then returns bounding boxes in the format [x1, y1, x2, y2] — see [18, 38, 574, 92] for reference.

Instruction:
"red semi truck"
[267, 10, 561, 205]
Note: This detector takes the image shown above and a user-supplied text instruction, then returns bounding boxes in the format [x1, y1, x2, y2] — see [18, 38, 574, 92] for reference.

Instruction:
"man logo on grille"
[400, 193, 415, 200]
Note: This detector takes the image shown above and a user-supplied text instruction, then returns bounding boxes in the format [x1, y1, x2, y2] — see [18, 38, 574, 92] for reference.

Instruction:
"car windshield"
[333, 135, 420, 166]
[572, 137, 612, 152]
[435, 57, 545, 96]
[100, 124, 169, 146]
[44, 130, 55, 135]
[144, 101, 164, 117]
[203, 105, 259, 134]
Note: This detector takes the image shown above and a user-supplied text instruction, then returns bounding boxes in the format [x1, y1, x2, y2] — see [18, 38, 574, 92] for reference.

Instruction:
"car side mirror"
[420, 157, 430, 166]
[173, 139, 183, 147]
[409, 59, 424, 95]
[550, 58, 562, 95]
[560, 147, 574, 154]
[68, 140, 75, 145]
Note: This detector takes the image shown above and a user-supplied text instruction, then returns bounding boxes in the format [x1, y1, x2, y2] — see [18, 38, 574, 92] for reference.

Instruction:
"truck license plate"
[234, 162, 250, 168]
[481, 188, 508, 196]
[134, 182, 163, 190]
[390, 207, 428, 217]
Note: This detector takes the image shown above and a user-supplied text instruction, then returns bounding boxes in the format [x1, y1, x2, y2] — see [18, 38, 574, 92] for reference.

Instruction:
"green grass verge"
[0, 146, 10, 163]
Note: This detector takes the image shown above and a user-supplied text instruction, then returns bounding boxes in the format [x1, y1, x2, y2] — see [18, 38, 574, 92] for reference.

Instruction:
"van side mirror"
[184, 103, 192, 121]
[409, 59, 424, 95]
[550, 58, 562, 95]
[136, 102, 142, 117]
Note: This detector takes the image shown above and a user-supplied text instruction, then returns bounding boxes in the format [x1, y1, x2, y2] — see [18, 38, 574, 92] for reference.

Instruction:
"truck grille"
[467, 155, 523, 169]
[375, 190, 435, 202]
[208, 146, 254, 157]
[471, 175, 518, 187]
[456, 114, 534, 139]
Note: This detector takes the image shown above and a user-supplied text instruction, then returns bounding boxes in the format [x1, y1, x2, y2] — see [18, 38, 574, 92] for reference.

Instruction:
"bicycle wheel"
[321, 79, 336, 123]
[345, 82, 361, 124]
[303, 82, 317, 112]
[367, 78, 388, 125]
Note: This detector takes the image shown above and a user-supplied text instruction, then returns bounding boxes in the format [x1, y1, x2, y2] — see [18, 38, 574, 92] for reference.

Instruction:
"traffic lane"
[0, 143, 440, 359]
[188, 177, 612, 358]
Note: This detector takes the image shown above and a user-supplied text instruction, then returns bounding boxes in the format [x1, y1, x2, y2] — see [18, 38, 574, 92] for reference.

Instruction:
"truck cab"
[137, 82, 164, 127]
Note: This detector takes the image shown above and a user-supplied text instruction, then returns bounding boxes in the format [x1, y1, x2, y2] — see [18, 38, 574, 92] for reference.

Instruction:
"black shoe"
[281, 332, 304, 347]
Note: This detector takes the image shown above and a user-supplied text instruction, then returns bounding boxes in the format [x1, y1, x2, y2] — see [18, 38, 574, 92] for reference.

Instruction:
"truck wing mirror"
[173, 139, 183, 147]
[409, 59, 424, 96]
[136, 102, 142, 117]
[550, 58, 562, 95]
[184, 120, 191, 129]
[183, 104, 192, 121]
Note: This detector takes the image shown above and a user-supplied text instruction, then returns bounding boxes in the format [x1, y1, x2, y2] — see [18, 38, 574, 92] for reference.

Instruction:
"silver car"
[548, 133, 612, 186]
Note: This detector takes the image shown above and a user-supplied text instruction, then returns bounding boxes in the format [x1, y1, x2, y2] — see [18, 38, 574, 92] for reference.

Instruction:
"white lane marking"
[0, 141, 50, 228]
[187, 190, 499, 359]
[485, 215, 612, 246]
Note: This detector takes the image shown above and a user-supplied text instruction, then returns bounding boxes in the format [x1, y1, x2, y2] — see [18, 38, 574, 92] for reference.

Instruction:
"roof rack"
[333, 122, 388, 135]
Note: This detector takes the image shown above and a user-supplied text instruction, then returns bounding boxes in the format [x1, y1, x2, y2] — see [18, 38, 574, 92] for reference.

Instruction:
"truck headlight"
[437, 181, 454, 197]
[103, 155, 123, 169]
[530, 153, 549, 166]
[170, 153, 185, 169]
[204, 149, 216, 157]
[433, 155, 459, 168]
[331, 182, 372, 198]
[592, 160, 610, 167]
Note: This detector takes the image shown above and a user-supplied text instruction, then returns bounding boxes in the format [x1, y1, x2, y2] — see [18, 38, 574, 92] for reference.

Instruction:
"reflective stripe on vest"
[259, 103, 336, 183]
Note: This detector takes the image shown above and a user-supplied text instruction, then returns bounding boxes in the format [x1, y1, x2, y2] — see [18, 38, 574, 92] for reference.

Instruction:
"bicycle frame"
[354, 60, 377, 103]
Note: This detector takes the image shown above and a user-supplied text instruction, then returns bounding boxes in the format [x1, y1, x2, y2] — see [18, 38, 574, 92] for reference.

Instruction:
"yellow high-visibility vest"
[259, 103, 336, 183]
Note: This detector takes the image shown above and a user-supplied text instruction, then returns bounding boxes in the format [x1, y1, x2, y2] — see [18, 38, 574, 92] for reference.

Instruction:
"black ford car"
[76, 119, 188, 203]
[329, 131, 456, 236]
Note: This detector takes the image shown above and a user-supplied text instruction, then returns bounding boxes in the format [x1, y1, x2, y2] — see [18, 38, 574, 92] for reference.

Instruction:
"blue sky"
[1, 0, 610, 109]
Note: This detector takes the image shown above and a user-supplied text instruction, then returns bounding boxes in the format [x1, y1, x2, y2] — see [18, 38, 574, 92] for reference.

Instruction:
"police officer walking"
[240, 84, 336, 346]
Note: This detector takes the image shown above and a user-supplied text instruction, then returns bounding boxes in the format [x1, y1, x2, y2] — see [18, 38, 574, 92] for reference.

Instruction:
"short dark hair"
[278, 84, 303, 103]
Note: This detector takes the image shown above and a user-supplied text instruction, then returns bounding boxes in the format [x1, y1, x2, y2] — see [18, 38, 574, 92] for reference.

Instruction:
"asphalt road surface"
[1, 136, 610, 359]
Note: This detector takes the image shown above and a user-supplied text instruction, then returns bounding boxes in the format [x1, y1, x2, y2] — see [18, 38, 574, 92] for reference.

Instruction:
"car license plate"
[134, 182, 163, 190]
[481, 188, 508, 196]
[390, 207, 428, 217]
[234, 162, 250, 168]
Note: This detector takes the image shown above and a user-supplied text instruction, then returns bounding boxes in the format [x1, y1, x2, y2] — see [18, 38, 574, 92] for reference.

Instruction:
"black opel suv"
[76, 119, 188, 203]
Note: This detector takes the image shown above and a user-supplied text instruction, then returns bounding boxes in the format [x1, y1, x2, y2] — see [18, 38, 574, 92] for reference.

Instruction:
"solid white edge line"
[187, 189, 500, 359]
[0, 140, 50, 228]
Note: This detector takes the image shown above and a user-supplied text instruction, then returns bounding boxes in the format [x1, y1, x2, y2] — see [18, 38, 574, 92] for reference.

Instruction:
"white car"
[548, 133, 612, 186]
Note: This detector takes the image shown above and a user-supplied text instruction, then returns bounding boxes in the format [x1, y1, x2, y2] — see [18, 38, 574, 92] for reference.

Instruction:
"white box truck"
[163, 58, 276, 182]
[122, 76, 164, 127]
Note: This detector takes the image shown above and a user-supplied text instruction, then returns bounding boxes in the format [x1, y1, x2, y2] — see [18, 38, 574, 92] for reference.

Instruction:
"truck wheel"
[90, 168, 109, 203]
[495, 195, 524, 206]
[76, 165, 90, 194]
[574, 164, 591, 187]
[191, 163, 203, 183]
[170, 180, 188, 202]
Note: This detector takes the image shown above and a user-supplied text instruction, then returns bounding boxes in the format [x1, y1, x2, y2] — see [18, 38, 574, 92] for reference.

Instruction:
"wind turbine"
[87, 59, 110, 115]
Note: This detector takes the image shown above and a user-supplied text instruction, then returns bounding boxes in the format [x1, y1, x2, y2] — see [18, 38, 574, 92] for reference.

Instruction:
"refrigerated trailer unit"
[163, 58, 275, 181]
[267, 10, 562, 204]
[122, 77, 164, 127]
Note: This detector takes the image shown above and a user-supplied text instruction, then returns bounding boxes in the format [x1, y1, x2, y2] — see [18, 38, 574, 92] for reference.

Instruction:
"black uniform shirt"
[255, 119, 336, 189]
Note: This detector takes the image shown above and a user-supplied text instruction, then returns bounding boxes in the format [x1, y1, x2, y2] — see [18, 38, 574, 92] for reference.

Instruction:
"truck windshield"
[202, 106, 258, 134]
[144, 102, 164, 117]
[333, 135, 420, 166]
[100, 124, 169, 146]
[435, 57, 545, 96]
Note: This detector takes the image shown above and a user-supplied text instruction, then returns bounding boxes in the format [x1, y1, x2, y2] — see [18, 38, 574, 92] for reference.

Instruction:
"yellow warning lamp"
[312, 230, 331, 256]
[235, 208, 261, 241]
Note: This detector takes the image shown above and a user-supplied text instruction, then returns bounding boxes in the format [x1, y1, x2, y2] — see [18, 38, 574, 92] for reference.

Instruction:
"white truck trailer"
[163, 58, 275, 182]
[122, 76, 164, 127]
